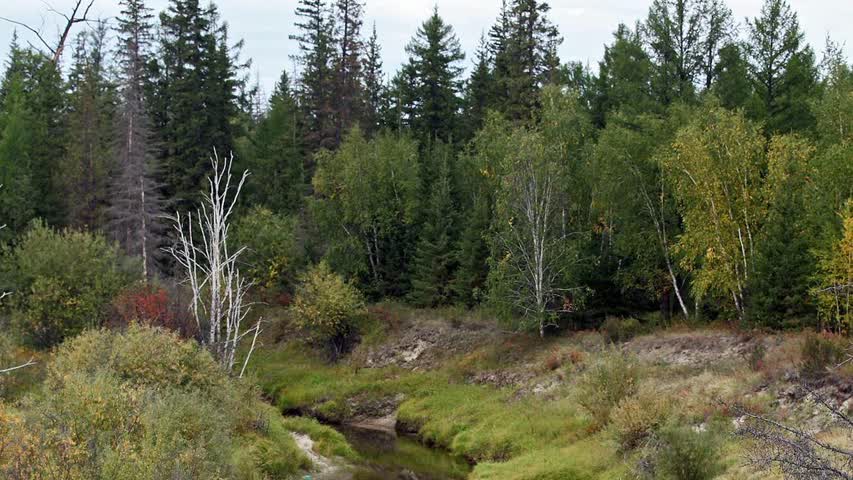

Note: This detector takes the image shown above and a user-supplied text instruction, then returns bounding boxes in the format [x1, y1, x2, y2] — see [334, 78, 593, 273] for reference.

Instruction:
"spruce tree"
[152, 0, 242, 210]
[399, 7, 465, 143]
[290, 0, 337, 150]
[362, 22, 384, 134]
[592, 24, 656, 126]
[408, 144, 457, 307]
[461, 35, 494, 141]
[0, 75, 36, 240]
[62, 24, 117, 230]
[109, 0, 165, 279]
[243, 71, 304, 214]
[333, 0, 364, 142]
[712, 43, 752, 110]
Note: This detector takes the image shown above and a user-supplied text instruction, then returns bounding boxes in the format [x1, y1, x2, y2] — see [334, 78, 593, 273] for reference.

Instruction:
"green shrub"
[576, 349, 642, 428]
[4, 220, 136, 347]
[601, 316, 642, 343]
[800, 332, 845, 378]
[609, 386, 672, 450]
[652, 424, 723, 480]
[233, 206, 302, 292]
[291, 261, 366, 359]
[0, 326, 298, 479]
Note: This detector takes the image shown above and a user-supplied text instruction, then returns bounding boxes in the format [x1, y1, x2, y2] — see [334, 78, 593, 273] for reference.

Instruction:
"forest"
[0, 0, 852, 478]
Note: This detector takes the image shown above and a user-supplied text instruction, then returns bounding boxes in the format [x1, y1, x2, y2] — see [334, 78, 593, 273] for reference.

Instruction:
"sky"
[1, 0, 851, 98]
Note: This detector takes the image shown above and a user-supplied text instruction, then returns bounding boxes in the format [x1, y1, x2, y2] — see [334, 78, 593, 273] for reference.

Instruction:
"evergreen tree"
[711, 43, 751, 109]
[491, 0, 562, 120]
[332, 0, 364, 142]
[749, 136, 816, 327]
[461, 35, 494, 141]
[362, 22, 384, 134]
[0, 75, 36, 239]
[109, 0, 165, 280]
[699, 0, 733, 89]
[399, 7, 465, 143]
[592, 23, 656, 126]
[0, 38, 65, 225]
[151, 0, 242, 210]
[290, 0, 337, 150]
[62, 24, 117, 230]
[644, 0, 705, 104]
[746, 0, 816, 133]
[243, 71, 304, 214]
[408, 144, 457, 307]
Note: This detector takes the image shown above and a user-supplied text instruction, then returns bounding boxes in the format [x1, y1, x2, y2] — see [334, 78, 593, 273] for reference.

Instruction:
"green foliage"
[291, 262, 367, 358]
[812, 201, 853, 332]
[576, 349, 642, 428]
[4, 220, 136, 348]
[651, 423, 723, 480]
[0, 74, 36, 239]
[312, 127, 420, 296]
[233, 206, 301, 291]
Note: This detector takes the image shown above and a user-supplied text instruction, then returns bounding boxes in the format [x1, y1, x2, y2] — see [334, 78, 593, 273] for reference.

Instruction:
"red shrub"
[111, 284, 197, 339]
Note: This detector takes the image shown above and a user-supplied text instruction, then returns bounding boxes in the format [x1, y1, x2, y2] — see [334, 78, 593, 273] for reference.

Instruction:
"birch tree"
[167, 151, 260, 375]
[490, 129, 577, 337]
[664, 104, 767, 322]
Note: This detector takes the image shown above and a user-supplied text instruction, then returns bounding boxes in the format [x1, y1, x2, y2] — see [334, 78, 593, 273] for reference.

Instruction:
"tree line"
[0, 0, 850, 335]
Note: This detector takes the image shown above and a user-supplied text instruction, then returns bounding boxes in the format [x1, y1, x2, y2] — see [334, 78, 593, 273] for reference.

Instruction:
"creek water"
[329, 425, 471, 480]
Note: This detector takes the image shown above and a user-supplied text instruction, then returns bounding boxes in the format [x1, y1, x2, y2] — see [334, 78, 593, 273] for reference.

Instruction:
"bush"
[576, 349, 642, 429]
[0, 326, 290, 479]
[610, 386, 673, 450]
[800, 332, 846, 378]
[652, 424, 723, 480]
[233, 206, 302, 292]
[111, 282, 198, 339]
[3, 220, 136, 347]
[601, 316, 642, 343]
[291, 262, 366, 360]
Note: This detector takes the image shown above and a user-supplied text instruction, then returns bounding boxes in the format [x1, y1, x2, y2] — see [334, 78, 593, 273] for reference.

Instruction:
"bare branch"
[0, 358, 36, 374]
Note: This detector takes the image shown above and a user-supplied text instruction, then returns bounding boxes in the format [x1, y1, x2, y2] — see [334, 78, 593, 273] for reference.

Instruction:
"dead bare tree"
[166, 151, 261, 376]
[733, 360, 853, 479]
[0, 0, 96, 64]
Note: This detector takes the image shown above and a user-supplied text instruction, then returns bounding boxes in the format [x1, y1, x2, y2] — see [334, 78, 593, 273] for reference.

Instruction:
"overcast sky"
[1, 0, 850, 98]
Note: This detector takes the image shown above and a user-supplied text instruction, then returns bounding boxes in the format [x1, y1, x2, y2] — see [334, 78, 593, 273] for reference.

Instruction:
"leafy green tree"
[749, 135, 817, 327]
[312, 127, 420, 296]
[812, 201, 853, 332]
[233, 206, 302, 292]
[699, 0, 734, 89]
[241, 71, 304, 213]
[408, 144, 457, 307]
[664, 103, 767, 322]
[398, 6, 465, 143]
[3, 220, 136, 348]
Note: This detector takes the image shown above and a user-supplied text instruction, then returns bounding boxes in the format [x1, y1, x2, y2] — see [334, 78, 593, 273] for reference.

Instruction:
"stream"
[324, 425, 471, 480]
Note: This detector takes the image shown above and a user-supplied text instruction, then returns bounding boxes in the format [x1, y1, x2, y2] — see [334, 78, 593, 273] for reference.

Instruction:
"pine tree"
[109, 0, 165, 280]
[362, 22, 384, 134]
[243, 71, 304, 214]
[290, 0, 337, 150]
[332, 0, 364, 142]
[62, 24, 117, 230]
[399, 7, 465, 143]
[408, 144, 457, 307]
[592, 23, 656, 126]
